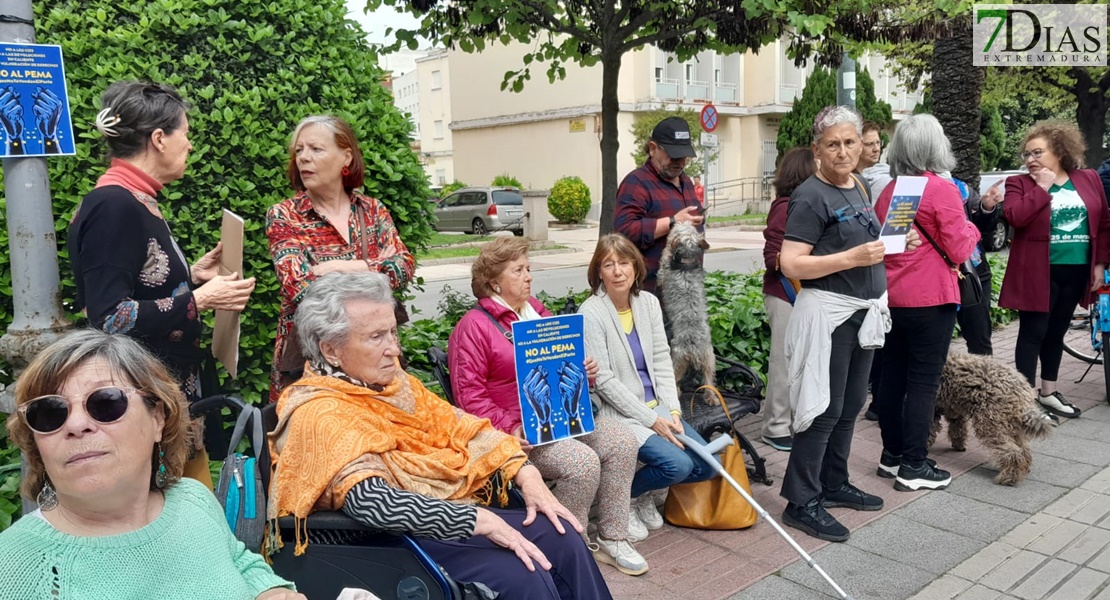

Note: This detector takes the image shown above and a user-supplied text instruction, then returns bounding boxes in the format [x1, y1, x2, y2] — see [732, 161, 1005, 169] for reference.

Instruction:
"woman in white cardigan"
[580, 234, 716, 540]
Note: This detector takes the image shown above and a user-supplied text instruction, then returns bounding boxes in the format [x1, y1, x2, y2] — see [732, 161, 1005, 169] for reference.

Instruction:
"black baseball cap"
[651, 117, 697, 159]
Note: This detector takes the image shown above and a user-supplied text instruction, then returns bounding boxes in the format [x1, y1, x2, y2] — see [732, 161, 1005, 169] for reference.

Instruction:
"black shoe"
[782, 498, 850, 542]
[877, 450, 937, 479]
[762, 435, 793, 452]
[823, 483, 884, 511]
[1038, 391, 1081, 418]
[864, 409, 879, 422]
[894, 461, 952, 492]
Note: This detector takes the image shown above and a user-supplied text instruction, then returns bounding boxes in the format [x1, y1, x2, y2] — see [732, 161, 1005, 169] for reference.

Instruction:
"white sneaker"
[593, 537, 649, 576]
[633, 494, 664, 530]
[627, 510, 649, 542]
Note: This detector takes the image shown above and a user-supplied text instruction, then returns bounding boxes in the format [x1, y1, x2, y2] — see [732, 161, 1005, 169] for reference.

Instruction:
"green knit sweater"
[0, 478, 293, 599]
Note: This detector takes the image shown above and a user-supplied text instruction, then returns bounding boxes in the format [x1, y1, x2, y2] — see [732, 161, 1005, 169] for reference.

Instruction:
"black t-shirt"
[784, 175, 886, 300]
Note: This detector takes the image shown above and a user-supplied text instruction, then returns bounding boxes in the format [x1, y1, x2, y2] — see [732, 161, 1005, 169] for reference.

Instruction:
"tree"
[0, 0, 436, 401]
[628, 108, 718, 178]
[980, 103, 1005, 172]
[776, 68, 891, 160]
[931, 20, 985, 190]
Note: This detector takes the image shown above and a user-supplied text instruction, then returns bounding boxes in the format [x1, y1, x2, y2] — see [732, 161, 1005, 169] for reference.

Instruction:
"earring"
[342, 166, 350, 177]
[37, 480, 58, 511]
[494, 286, 502, 294]
[154, 443, 167, 489]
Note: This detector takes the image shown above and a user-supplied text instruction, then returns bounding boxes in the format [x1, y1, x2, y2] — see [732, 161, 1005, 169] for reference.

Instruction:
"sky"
[344, 0, 424, 46]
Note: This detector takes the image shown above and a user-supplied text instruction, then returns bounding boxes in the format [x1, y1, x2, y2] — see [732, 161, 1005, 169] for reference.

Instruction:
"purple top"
[626, 327, 656, 403]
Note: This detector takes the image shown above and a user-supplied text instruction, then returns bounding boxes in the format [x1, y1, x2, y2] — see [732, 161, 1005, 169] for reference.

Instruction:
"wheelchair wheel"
[1104, 331, 1110, 405]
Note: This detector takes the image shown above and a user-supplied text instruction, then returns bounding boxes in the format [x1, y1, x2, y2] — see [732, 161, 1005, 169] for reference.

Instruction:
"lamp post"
[836, 53, 857, 110]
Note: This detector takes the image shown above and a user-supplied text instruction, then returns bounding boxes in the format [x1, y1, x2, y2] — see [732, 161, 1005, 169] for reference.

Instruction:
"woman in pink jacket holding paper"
[873, 114, 980, 494]
[447, 237, 646, 575]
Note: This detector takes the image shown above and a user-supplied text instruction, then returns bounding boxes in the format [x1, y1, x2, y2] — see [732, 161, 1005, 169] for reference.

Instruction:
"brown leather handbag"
[664, 386, 758, 530]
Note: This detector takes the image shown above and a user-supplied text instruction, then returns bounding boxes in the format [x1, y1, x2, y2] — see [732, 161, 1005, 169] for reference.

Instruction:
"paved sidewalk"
[598, 324, 1110, 599]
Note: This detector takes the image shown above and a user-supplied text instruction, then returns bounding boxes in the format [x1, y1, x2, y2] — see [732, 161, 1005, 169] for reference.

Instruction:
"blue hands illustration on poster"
[512, 314, 595, 446]
[0, 44, 76, 157]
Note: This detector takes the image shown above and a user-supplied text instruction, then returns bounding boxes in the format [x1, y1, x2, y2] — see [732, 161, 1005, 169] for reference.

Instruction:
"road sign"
[700, 132, 718, 147]
[700, 103, 718, 133]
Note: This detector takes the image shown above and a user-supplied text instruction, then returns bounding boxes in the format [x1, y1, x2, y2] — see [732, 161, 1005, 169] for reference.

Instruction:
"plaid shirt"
[614, 161, 704, 292]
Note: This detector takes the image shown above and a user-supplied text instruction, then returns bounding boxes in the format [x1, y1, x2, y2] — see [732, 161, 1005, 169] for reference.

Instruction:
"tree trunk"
[1073, 69, 1110, 168]
[931, 23, 984, 191]
[598, 50, 622, 234]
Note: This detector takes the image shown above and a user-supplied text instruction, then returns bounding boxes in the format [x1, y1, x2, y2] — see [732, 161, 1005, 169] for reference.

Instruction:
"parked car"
[978, 170, 1026, 251]
[433, 187, 526, 235]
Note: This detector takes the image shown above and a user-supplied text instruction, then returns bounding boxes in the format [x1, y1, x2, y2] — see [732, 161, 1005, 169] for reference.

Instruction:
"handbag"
[913, 218, 984, 308]
[663, 386, 758, 530]
[215, 402, 267, 551]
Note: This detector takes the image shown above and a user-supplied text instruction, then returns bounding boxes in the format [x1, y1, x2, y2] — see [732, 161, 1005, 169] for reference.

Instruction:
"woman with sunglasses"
[1, 329, 304, 600]
[778, 106, 922, 543]
[991, 121, 1110, 418]
[872, 114, 981, 494]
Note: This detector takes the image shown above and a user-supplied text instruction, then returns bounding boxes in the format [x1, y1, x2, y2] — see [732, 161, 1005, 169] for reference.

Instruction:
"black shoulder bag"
[913, 218, 983, 308]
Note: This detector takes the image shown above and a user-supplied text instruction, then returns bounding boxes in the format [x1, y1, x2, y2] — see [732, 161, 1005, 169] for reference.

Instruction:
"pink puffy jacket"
[447, 296, 552, 434]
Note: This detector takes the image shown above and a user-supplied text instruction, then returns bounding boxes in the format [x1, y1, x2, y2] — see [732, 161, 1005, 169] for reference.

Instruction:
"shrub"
[548, 176, 591, 223]
[491, 174, 523, 188]
[442, 180, 469, 195]
[0, 0, 436, 408]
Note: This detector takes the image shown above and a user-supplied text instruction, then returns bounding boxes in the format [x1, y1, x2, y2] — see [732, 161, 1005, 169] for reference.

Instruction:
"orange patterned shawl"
[266, 366, 526, 555]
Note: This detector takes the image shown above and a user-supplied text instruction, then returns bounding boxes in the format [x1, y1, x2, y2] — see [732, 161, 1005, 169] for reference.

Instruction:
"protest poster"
[512, 314, 595, 446]
[879, 176, 928, 253]
[0, 43, 75, 158]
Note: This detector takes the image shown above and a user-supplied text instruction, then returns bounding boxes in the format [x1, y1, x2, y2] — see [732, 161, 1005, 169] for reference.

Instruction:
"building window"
[431, 70, 442, 90]
[655, 67, 664, 81]
[434, 120, 444, 139]
[436, 170, 446, 185]
[685, 64, 694, 81]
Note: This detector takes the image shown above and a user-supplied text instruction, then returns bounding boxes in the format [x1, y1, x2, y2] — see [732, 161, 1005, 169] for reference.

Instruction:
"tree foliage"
[0, 0, 435, 403]
[775, 68, 892, 160]
[547, 176, 591, 223]
[980, 103, 1005, 172]
[491, 174, 523, 188]
[628, 108, 718, 178]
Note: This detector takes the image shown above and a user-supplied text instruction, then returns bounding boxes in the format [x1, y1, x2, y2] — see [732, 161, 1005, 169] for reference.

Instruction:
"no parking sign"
[700, 103, 718, 133]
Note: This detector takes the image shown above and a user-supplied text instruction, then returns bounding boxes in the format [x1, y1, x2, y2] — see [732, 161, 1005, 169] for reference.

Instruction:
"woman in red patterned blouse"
[266, 115, 415, 401]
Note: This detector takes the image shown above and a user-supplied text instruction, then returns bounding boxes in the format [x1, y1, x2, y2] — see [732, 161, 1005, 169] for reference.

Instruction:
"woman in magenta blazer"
[991, 121, 1110, 419]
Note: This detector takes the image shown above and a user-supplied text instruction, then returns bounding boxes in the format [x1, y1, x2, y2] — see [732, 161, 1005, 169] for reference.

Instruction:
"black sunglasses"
[854, 211, 880, 238]
[19, 386, 140, 434]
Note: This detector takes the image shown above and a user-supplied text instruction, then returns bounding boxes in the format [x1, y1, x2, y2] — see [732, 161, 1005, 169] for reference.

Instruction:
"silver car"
[434, 187, 525, 235]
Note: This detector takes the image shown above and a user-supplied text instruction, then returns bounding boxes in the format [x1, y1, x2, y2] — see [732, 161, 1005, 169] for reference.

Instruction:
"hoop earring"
[37, 480, 58, 511]
[342, 166, 351, 177]
[155, 443, 167, 489]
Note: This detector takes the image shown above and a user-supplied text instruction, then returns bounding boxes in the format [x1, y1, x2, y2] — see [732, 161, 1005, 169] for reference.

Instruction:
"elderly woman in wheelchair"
[267, 272, 613, 599]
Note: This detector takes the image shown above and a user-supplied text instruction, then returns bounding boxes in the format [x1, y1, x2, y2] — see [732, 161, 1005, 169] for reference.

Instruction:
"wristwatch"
[668, 215, 676, 229]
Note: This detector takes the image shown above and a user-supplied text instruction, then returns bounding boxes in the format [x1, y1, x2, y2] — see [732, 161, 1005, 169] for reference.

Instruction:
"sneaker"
[822, 482, 884, 511]
[876, 450, 936, 479]
[864, 409, 879, 422]
[762, 435, 793, 452]
[782, 498, 849, 542]
[1038, 391, 1081, 418]
[894, 461, 952, 492]
[627, 509, 649, 542]
[593, 537, 649, 576]
[633, 494, 664, 531]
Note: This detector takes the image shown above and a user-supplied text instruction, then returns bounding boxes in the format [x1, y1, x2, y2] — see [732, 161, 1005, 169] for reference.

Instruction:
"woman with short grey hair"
[778, 105, 920, 543]
[293, 267, 395, 370]
[873, 113, 980, 493]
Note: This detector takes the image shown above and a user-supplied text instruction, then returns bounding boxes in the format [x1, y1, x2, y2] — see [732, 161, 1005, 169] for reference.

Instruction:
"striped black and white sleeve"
[342, 477, 478, 540]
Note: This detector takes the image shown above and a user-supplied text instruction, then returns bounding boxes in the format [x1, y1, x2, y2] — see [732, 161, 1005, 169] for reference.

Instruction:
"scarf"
[491, 295, 543, 321]
[95, 158, 163, 196]
[266, 364, 526, 556]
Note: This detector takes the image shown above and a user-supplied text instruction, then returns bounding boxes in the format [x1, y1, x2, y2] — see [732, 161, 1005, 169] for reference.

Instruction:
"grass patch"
[427, 232, 494, 247]
[707, 212, 767, 225]
[418, 244, 568, 261]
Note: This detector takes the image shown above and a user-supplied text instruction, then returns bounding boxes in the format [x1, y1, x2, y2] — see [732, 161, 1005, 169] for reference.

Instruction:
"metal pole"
[0, 0, 72, 514]
[836, 52, 857, 110]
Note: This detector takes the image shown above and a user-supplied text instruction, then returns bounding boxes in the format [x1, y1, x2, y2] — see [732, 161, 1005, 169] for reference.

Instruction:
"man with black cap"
[615, 116, 706, 293]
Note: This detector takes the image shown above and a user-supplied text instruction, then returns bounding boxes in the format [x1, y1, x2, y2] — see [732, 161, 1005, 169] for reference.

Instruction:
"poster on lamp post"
[512, 314, 595, 446]
[0, 43, 75, 158]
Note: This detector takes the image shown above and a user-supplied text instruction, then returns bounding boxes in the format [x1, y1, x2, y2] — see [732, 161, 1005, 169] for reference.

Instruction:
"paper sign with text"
[0, 43, 76, 157]
[512, 314, 595, 446]
[879, 176, 928, 254]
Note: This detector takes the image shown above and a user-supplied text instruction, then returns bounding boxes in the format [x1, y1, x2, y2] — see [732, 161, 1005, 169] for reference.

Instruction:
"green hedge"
[0, 0, 435, 402]
[491, 174, 523, 188]
[548, 176, 591, 223]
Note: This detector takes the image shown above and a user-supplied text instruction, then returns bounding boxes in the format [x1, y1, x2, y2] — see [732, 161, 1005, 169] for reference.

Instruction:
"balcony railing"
[686, 80, 709, 100]
[715, 83, 737, 103]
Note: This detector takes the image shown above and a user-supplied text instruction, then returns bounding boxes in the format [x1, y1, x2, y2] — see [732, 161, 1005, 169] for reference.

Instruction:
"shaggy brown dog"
[932, 352, 1056, 486]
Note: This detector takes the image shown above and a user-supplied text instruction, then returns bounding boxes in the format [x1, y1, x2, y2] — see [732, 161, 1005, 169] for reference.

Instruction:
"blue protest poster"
[0, 43, 76, 158]
[879, 175, 927, 254]
[512, 314, 595, 446]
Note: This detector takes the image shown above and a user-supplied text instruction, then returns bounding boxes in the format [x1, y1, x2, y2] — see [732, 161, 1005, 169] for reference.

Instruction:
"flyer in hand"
[879, 176, 928, 254]
[512, 314, 595, 446]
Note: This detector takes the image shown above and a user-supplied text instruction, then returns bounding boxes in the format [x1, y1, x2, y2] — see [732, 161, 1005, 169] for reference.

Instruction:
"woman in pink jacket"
[874, 114, 980, 494]
[447, 237, 646, 576]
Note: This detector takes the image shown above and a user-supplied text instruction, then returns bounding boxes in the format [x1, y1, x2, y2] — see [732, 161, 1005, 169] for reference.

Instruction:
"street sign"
[700, 132, 718, 147]
[700, 103, 718, 133]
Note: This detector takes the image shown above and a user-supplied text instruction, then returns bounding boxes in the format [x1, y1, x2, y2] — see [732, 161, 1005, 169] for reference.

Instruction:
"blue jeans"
[631, 420, 717, 498]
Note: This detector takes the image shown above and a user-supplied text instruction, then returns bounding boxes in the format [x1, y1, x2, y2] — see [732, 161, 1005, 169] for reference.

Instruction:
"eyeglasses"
[18, 387, 140, 434]
[854, 211, 881, 237]
[1021, 148, 1046, 161]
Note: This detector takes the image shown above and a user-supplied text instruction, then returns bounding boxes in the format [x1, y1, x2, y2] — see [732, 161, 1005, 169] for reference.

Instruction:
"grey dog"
[658, 221, 716, 393]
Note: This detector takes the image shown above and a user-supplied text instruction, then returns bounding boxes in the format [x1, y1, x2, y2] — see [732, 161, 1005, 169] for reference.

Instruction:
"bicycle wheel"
[1104, 331, 1110, 404]
[1063, 309, 1102, 365]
